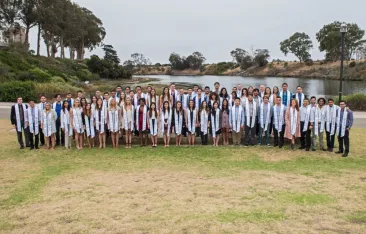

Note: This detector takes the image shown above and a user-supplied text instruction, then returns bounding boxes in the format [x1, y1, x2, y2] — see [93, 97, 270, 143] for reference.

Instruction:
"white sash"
[336, 109, 348, 137]
[290, 107, 298, 136]
[15, 104, 27, 132]
[326, 105, 338, 135]
[136, 105, 147, 131]
[303, 106, 311, 132]
[94, 107, 106, 133]
[295, 93, 305, 106]
[260, 103, 271, 131]
[312, 105, 319, 136]
[108, 109, 119, 133]
[211, 109, 221, 138]
[319, 107, 326, 133]
[123, 106, 135, 131]
[149, 112, 158, 136]
[42, 110, 55, 137]
[27, 107, 39, 135]
[85, 115, 95, 138]
[200, 109, 209, 135]
[72, 108, 84, 134]
[186, 109, 197, 133]
[61, 109, 73, 136]
[245, 100, 257, 128]
[231, 106, 243, 133]
[280, 91, 291, 107]
[175, 110, 184, 135]
[161, 109, 172, 136]
[273, 104, 285, 132]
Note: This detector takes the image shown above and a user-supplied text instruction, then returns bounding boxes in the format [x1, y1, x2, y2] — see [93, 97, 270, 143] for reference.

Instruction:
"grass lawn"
[0, 119, 365, 233]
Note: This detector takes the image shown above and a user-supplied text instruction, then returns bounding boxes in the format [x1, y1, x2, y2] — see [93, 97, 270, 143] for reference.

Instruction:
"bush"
[51, 76, 66, 83]
[349, 61, 356, 68]
[35, 83, 81, 99]
[284, 62, 289, 69]
[0, 81, 37, 102]
[268, 63, 273, 68]
[334, 94, 366, 111]
[305, 59, 314, 66]
[30, 68, 52, 82]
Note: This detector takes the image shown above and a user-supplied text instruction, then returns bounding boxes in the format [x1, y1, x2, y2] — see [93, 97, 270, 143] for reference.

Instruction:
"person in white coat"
[60, 100, 72, 149]
[123, 97, 134, 148]
[161, 101, 172, 147]
[41, 102, 57, 150]
[148, 102, 159, 147]
[70, 99, 84, 150]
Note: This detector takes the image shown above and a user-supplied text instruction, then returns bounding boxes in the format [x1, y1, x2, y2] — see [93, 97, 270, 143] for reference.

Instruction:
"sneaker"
[267, 144, 271, 147]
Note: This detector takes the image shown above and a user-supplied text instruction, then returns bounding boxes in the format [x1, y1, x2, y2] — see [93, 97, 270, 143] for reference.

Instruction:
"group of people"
[10, 82, 353, 157]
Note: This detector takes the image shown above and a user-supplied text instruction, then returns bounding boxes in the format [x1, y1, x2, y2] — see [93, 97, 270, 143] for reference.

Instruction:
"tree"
[130, 53, 151, 66]
[253, 49, 270, 67]
[356, 43, 366, 59]
[0, 0, 21, 30]
[18, 0, 38, 48]
[103, 44, 120, 65]
[169, 52, 184, 70]
[316, 21, 366, 61]
[230, 48, 249, 64]
[280, 32, 313, 62]
[186, 51, 206, 69]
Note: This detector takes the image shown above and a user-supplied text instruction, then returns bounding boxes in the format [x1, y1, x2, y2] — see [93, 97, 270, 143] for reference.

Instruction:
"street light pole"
[339, 24, 347, 103]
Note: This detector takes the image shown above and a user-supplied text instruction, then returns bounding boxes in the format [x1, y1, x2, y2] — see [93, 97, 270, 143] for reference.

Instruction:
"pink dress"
[221, 110, 230, 128]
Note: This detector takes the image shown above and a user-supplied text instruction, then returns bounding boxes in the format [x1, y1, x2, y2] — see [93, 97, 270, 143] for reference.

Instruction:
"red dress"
[139, 107, 144, 131]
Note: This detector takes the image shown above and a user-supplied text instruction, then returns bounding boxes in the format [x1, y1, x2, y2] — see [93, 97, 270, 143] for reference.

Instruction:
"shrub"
[0, 63, 9, 77]
[35, 83, 81, 99]
[334, 94, 366, 111]
[29, 68, 52, 82]
[51, 76, 66, 83]
[268, 63, 273, 68]
[284, 62, 289, 69]
[0, 81, 37, 102]
[349, 61, 356, 68]
[305, 59, 314, 66]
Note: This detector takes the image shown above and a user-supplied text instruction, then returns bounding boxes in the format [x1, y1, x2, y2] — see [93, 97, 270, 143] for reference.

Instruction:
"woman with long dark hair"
[61, 100, 72, 149]
[84, 103, 95, 148]
[161, 101, 172, 147]
[199, 101, 210, 145]
[211, 101, 222, 147]
[221, 99, 230, 145]
[174, 101, 184, 146]
[148, 102, 159, 147]
[186, 99, 198, 146]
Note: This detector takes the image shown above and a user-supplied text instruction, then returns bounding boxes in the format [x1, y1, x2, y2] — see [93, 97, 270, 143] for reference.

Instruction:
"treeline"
[0, 0, 105, 60]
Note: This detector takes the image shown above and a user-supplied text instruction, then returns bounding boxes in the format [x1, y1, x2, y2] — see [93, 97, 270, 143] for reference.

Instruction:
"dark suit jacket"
[10, 104, 28, 125]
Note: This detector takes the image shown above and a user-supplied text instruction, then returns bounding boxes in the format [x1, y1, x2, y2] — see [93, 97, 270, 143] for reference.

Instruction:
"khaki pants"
[232, 130, 242, 145]
[65, 134, 72, 148]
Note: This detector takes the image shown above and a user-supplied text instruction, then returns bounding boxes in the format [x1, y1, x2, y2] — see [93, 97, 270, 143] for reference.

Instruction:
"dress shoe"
[322, 148, 327, 152]
[305, 148, 310, 151]
[342, 153, 348, 157]
[273, 144, 278, 147]
[20, 146, 24, 149]
[30, 147, 34, 150]
[312, 149, 316, 152]
[328, 148, 333, 152]
[299, 146, 306, 150]
[279, 145, 283, 148]
[335, 151, 343, 154]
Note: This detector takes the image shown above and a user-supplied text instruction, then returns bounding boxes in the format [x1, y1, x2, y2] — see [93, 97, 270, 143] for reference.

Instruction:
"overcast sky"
[29, 0, 366, 64]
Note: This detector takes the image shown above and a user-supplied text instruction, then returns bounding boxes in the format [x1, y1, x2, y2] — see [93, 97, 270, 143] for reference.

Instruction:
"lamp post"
[339, 23, 347, 103]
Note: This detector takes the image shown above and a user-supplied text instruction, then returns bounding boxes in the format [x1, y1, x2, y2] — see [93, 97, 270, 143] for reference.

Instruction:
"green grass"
[218, 210, 286, 223]
[277, 192, 335, 205]
[346, 211, 366, 223]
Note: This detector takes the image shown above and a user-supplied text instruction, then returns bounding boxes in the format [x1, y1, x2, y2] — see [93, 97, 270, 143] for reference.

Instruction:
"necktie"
[298, 93, 301, 107]
[19, 104, 24, 121]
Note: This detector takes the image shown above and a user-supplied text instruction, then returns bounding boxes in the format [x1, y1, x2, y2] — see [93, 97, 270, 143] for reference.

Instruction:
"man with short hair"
[177, 88, 187, 109]
[272, 96, 286, 148]
[309, 96, 319, 151]
[299, 98, 311, 151]
[335, 101, 353, 157]
[258, 96, 272, 146]
[134, 86, 144, 107]
[95, 90, 102, 99]
[116, 86, 123, 98]
[109, 90, 119, 104]
[293, 86, 306, 107]
[26, 100, 41, 150]
[325, 99, 338, 152]
[10, 97, 29, 149]
[53, 94, 63, 146]
[170, 83, 178, 108]
[125, 86, 131, 95]
[279, 83, 292, 107]
[237, 84, 243, 97]
[214, 82, 220, 95]
[259, 85, 265, 98]
[230, 97, 245, 145]
[37, 95, 47, 146]
[204, 86, 210, 102]
[192, 85, 199, 98]
[76, 90, 83, 101]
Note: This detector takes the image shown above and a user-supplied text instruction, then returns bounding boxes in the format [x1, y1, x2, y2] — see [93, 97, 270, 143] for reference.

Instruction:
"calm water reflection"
[135, 75, 366, 98]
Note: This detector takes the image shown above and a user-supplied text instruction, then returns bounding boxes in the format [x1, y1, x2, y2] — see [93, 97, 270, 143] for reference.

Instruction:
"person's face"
[194, 86, 198, 92]
[265, 88, 270, 94]
[282, 85, 288, 91]
[140, 100, 145, 106]
[78, 92, 82, 98]
[74, 100, 80, 107]
[274, 87, 279, 94]
[129, 92, 134, 98]
[56, 95, 61, 101]
[136, 87, 141, 94]
[96, 91, 101, 97]
[234, 99, 240, 106]
[202, 102, 207, 108]
[126, 98, 131, 105]
[310, 98, 316, 105]
[86, 104, 91, 110]
[97, 99, 103, 105]
[291, 100, 297, 107]
[264, 98, 269, 104]
[151, 104, 156, 110]
[64, 102, 68, 108]
[147, 87, 152, 92]
[238, 84, 242, 90]
[248, 87, 253, 93]
[92, 96, 97, 102]
[151, 90, 156, 95]
[223, 89, 227, 94]
[233, 87, 237, 92]
[29, 101, 34, 107]
[67, 94, 71, 99]
[303, 100, 309, 106]
[171, 85, 175, 91]
[121, 93, 126, 99]
[104, 94, 109, 99]
[319, 99, 325, 106]
[126, 88, 130, 93]
[111, 92, 116, 97]
[81, 99, 86, 104]
[276, 98, 281, 105]
[45, 103, 51, 110]
[198, 89, 202, 95]
[179, 89, 184, 95]
[40, 96, 46, 103]
[340, 102, 346, 109]
[189, 100, 194, 107]
[116, 87, 122, 93]
[215, 84, 219, 89]
[248, 96, 253, 102]
[17, 97, 22, 104]
[205, 88, 210, 94]
[177, 102, 182, 109]
[188, 89, 192, 95]
[260, 85, 265, 92]
[253, 91, 258, 97]
[213, 102, 218, 109]
[297, 87, 302, 94]
[164, 102, 169, 109]
[328, 100, 334, 107]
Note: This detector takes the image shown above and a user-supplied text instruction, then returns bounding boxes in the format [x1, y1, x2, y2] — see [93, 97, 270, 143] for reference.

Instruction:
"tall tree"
[253, 49, 270, 67]
[103, 44, 120, 65]
[186, 51, 206, 69]
[280, 32, 313, 62]
[316, 21, 366, 61]
[230, 48, 249, 64]
[18, 0, 38, 48]
[0, 0, 21, 30]
[131, 53, 151, 66]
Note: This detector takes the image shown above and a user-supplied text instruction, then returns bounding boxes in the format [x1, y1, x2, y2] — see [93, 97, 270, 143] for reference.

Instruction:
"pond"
[134, 75, 366, 98]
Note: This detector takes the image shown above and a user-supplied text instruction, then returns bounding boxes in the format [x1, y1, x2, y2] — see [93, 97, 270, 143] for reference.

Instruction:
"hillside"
[133, 60, 366, 81]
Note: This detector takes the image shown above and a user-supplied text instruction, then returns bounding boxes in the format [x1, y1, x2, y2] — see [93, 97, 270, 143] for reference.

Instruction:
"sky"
[29, 0, 366, 64]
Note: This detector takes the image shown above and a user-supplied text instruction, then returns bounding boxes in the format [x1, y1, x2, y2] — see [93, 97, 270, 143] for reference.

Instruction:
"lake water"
[134, 75, 366, 98]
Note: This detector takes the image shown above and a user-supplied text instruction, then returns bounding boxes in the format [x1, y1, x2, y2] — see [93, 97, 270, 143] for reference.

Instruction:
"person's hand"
[346, 128, 350, 131]
[309, 125, 313, 129]
[13, 124, 15, 129]
[241, 125, 244, 129]
[26, 122, 29, 127]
